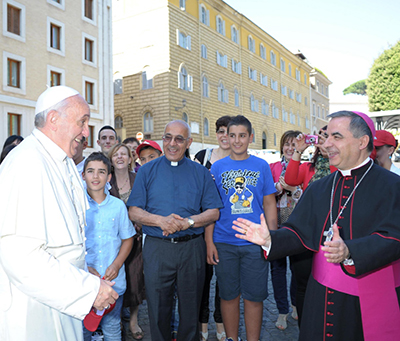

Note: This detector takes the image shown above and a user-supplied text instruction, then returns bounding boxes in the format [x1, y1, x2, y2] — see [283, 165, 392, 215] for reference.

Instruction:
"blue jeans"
[83, 295, 124, 341]
[271, 257, 296, 314]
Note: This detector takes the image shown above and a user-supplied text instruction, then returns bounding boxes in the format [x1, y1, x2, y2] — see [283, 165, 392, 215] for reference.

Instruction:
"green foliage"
[343, 79, 367, 95]
[367, 41, 400, 111]
[314, 67, 328, 78]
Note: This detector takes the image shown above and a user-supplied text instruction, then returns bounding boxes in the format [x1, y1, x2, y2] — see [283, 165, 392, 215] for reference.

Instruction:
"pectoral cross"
[324, 227, 334, 242]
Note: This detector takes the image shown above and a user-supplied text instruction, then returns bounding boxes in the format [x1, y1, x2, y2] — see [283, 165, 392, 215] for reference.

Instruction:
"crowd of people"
[1, 85, 400, 341]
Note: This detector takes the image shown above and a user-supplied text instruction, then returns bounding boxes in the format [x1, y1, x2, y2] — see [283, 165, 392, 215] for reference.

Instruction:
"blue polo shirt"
[85, 192, 135, 295]
[127, 156, 223, 238]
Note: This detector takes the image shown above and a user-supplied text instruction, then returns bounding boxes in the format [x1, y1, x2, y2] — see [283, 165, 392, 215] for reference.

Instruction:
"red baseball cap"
[136, 140, 162, 156]
[373, 130, 397, 148]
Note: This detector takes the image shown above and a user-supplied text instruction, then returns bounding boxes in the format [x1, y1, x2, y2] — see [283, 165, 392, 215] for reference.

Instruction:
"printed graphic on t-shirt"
[221, 169, 260, 215]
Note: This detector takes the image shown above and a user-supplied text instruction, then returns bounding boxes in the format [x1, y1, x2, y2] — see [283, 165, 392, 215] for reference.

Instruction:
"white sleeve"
[0, 235, 100, 320]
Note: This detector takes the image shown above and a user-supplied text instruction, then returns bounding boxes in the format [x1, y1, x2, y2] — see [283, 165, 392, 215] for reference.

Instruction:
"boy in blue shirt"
[82, 152, 135, 341]
[207, 115, 278, 341]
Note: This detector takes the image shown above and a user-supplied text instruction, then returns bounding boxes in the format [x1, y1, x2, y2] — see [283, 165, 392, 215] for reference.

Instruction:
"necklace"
[118, 175, 129, 191]
[324, 161, 373, 241]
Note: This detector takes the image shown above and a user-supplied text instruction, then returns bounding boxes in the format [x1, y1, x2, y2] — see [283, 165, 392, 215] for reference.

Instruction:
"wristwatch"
[187, 218, 195, 228]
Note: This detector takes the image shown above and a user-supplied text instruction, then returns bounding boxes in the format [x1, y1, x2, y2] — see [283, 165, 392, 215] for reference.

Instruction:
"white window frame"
[289, 89, 294, 100]
[47, 0, 64, 10]
[178, 65, 193, 92]
[82, 0, 97, 26]
[142, 68, 153, 90]
[47, 64, 65, 87]
[304, 73, 307, 85]
[179, 0, 186, 10]
[260, 43, 266, 60]
[296, 68, 300, 81]
[217, 81, 228, 103]
[231, 25, 238, 44]
[199, 4, 210, 26]
[202, 75, 209, 98]
[82, 75, 97, 110]
[270, 51, 276, 66]
[216, 15, 225, 36]
[248, 35, 255, 53]
[177, 29, 191, 50]
[82, 32, 97, 67]
[234, 87, 239, 107]
[204, 117, 209, 136]
[201, 44, 207, 59]
[3, 0, 26, 42]
[3, 51, 26, 95]
[281, 85, 287, 96]
[232, 59, 241, 74]
[47, 17, 65, 56]
[288, 64, 292, 77]
[217, 51, 227, 68]
[280, 58, 286, 72]
[143, 112, 154, 133]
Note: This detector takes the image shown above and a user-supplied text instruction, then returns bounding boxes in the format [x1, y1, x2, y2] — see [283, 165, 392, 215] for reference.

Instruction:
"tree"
[343, 79, 367, 95]
[367, 41, 400, 112]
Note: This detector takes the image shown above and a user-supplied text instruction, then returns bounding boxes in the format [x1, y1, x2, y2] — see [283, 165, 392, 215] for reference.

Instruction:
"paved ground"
[135, 264, 299, 341]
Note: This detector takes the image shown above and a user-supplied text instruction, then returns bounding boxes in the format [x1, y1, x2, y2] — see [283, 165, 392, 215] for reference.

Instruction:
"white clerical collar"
[338, 157, 371, 177]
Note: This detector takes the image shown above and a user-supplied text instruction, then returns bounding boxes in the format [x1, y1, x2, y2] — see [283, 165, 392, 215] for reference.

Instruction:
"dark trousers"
[270, 257, 297, 314]
[143, 236, 206, 341]
[290, 250, 313, 326]
[199, 263, 223, 323]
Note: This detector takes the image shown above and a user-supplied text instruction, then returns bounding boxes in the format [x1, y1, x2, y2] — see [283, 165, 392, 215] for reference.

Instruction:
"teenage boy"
[207, 115, 278, 341]
[136, 140, 163, 165]
[82, 152, 135, 341]
[97, 126, 118, 156]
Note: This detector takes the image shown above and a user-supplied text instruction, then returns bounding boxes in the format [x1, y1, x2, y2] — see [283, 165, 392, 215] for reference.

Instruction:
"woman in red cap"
[373, 130, 400, 175]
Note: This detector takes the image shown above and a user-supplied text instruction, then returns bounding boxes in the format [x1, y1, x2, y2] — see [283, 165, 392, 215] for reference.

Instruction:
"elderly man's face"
[56, 95, 90, 158]
[162, 122, 192, 162]
[324, 117, 367, 170]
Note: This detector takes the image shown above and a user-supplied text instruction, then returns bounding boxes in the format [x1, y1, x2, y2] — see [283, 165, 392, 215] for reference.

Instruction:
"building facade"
[113, 0, 314, 153]
[1, 0, 113, 151]
[310, 68, 331, 133]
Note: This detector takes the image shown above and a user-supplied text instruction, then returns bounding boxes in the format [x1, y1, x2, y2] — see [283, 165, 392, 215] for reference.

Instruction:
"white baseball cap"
[35, 86, 80, 115]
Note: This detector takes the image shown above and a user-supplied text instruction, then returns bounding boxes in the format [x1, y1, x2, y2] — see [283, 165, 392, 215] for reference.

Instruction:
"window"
[216, 16, 225, 36]
[179, 0, 186, 10]
[305, 116, 310, 129]
[272, 102, 279, 119]
[218, 81, 228, 103]
[282, 107, 288, 122]
[289, 89, 294, 100]
[296, 93, 302, 103]
[322, 107, 325, 119]
[217, 51, 227, 68]
[85, 81, 94, 105]
[250, 94, 258, 112]
[290, 109, 295, 124]
[317, 106, 320, 117]
[234, 88, 239, 107]
[248, 35, 255, 53]
[87, 125, 94, 148]
[232, 59, 241, 74]
[313, 103, 316, 116]
[144, 112, 153, 133]
[281, 85, 287, 96]
[262, 132, 267, 149]
[115, 116, 123, 129]
[270, 51, 276, 66]
[297, 112, 301, 126]
[201, 44, 207, 59]
[326, 87, 329, 97]
[177, 29, 191, 50]
[280, 58, 286, 72]
[47, 0, 64, 10]
[47, 17, 65, 55]
[288, 64, 292, 77]
[304, 73, 307, 85]
[248, 67, 257, 81]
[204, 118, 209, 136]
[7, 58, 20, 88]
[8, 113, 21, 135]
[84, 38, 93, 62]
[199, 4, 210, 26]
[296, 68, 300, 81]
[260, 44, 266, 60]
[142, 69, 153, 90]
[178, 66, 193, 91]
[274, 133, 277, 146]
[182, 112, 188, 122]
[260, 72, 268, 86]
[7, 4, 20, 35]
[305, 97, 308, 106]
[202, 75, 209, 98]
[231, 25, 238, 44]
[50, 71, 61, 86]
[262, 99, 269, 115]
[84, 0, 93, 20]
[317, 81, 320, 93]
[271, 79, 278, 91]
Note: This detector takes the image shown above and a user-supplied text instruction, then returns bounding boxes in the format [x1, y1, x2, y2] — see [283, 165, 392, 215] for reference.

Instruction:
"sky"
[225, 0, 400, 102]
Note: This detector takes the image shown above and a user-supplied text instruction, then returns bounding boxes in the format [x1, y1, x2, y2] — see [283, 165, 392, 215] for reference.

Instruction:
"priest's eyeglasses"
[162, 134, 189, 144]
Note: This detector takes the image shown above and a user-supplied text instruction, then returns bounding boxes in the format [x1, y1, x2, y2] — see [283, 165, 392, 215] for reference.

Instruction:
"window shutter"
[253, 70, 257, 81]
[225, 89, 229, 103]
[187, 35, 191, 50]
[217, 51, 220, 65]
[232, 58, 235, 71]
[260, 72, 263, 84]
[248, 66, 251, 78]
[188, 75, 193, 92]
[206, 10, 210, 26]
[216, 17, 218, 31]
[178, 71, 182, 89]
[238, 62, 241, 74]
[222, 20, 226, 36]
[218, 86, 221, 101]
[255, 100, 259, 112]
[224, 55, 227, 68]
[199, 4, 202, 21]
[176, 29, 180, 45]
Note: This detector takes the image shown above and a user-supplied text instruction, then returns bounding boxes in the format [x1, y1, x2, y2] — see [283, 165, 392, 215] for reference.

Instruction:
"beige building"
[310, 68, 331, 133]
[113, 0, 313, 153]
[1, 0, 113, 151]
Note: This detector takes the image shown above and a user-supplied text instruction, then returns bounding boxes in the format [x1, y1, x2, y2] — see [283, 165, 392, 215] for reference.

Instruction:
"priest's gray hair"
[34, 98, 70, 128]
[164, 119, 191, 138]
[327, 111, 373, 152]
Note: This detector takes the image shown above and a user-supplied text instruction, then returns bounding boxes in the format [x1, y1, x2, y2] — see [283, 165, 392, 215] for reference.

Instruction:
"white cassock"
[0, 129, 100, 341]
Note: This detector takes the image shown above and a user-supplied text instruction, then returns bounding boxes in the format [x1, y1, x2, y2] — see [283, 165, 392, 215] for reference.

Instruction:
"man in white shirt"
[0, 86, 118, 341]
